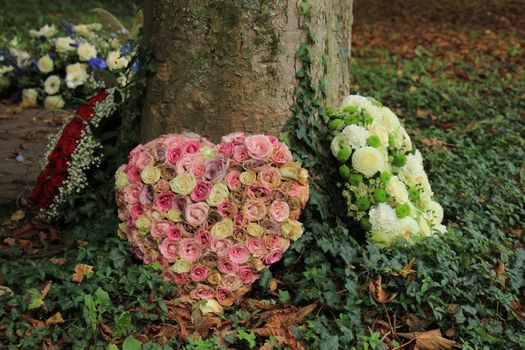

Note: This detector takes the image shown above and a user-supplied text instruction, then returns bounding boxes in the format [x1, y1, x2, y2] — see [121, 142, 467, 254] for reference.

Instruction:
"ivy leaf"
[122, 336, 142, 350]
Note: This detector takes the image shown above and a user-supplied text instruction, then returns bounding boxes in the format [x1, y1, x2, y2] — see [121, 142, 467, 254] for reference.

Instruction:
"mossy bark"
[141, 0, 353, 142]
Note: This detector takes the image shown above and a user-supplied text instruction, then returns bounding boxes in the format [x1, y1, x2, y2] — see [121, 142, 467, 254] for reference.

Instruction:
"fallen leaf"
[494, 259, 506, 287]
[71, 264, 94, 283]
[369, 275, 397, 304]
[41, 281, 52, 298]
[268, 278, 279, 291]
[392, 257, 416, 279]
[416, 108, 430, 117]
[409, 86, 418, 93]
[3, 238, 15, 246]
[397, 329, 456, 350]
[10, 210, 25, 222]
[45, 312, 65, 326]
[49, 257, 68, 266]
[419, 138, 457, 148]
[21, 314, 45, 329]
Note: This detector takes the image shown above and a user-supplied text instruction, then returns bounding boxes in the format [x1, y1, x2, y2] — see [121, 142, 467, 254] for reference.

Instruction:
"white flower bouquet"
[327, 95, 446, 246]
[0, 23, 136, 109]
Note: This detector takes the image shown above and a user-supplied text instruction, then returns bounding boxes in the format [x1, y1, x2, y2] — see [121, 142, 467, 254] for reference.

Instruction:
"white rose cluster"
[0, 22, 135, 109]
[328, 94, 446, 247]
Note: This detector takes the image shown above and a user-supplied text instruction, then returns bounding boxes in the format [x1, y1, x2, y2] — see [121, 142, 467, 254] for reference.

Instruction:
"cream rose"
[44, 95, 65, 110]
[55, 37, 76, 53]
[239, 171, 257, 185]
[21, 88, 38, 107]
[386, 176, 409, 204]
[246, 223, 264, 237]
[141, 165, 161, 184]
[44, 75, 61, 95]
[210, 218, 234, 239]
[65, 63, 88, 88]
[206, 183, 229, 207]
[37, 55, 54, 73]
[77, 43, 97, 61]
[170, 173, 196, 195]
[106, 50, 129, 70]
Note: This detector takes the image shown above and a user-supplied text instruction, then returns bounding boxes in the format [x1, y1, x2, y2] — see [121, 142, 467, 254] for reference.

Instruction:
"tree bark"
[141, 0, 353, 143]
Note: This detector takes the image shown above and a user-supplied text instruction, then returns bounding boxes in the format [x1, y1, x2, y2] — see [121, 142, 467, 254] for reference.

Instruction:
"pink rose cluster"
[115, 132, 309, 308]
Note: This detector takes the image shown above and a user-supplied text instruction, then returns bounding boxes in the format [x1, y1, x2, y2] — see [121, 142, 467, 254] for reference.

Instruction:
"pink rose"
[261, 219, 280, 235]
[271, 150, 287, 164]
[154, 179, 171, 192]
[219, 142, 234, 156]
[174, 272, 189, 285]
[135, 151, 154, 169]
[178, 238, 202, 262]
[151, 220, 175, 239]
[139, 185, 154, 206]
[130, 203, 144, 219]
[155, 191, 176, 211]
[225, 171, 241, 191]
[176, 153, 205, 178]
[218, 258, 239, 274]
[185, 202, 210, 226]
[245, 184, 272, 200]
[222, 132, 246, 144]
[264, 248, 283, 265]
[190, 285, 215, 300]
[167, 146, 185, 165]
[269, 201, 290, 222]
[263, 235, 280, 248]
[210, 239, 232, 257]
[246, 236, 266, 257]
[162, 135, 186, 149]
[161, 270, 177, 282]
[201, 252, 219, 267]
[234, 213, 250, 227]
[218, 200, 237, 218]
[259, 168, 282, 188]
[232, 228, 246, 242]
[216, 287, 234, 306]
[159, 238, 179, 261]
[166, 225, 183, 240]
[238, 265, 258, 284]
[268, 136, 279, 144]
[221, 274, 242, 291]
[243, 200, 268, 221]
[203, 155, 229, 182]
[152, 143, 167, 162]
[233, 145, 248, 163]
[227, 244, 250, 264]
[183, 140, 201, 154]
[123, 184, 142, 204]
[190, 264, 209, 282]
[125, 165, 141, 183]
[191, 181, 213, 202]
[195, 229, 211, 248]
[245, 135, 274, 159]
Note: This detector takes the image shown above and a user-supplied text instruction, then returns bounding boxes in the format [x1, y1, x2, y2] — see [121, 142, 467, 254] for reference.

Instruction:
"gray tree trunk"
[141, 0, 353, 142]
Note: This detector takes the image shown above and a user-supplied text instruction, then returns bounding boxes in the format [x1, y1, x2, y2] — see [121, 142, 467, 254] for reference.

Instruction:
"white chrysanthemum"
[342, 124, 370, 149]
[381, 107, 401, 132]
[386, 176, 409, 203]
[37, 54, 54, 73]
[106, 51, 129, 70]
[55, 37, 76, 53]
[77, 43, 97, 61]
[330, 133, 350, 157]
[351, 146, 385, 178]
[44, 95, 65, 110]
[415, 172, 433, 196]
[425, 201, 444, 225]
[44, 75, 61, 94]
[399, 150, 425, 185]
[396, 216, 420, 237]
[22, 88, 38, 107]
[369, 203, 399, 234]
[65, 63, 88, 88]
[29, 24, 57, 38]
[431, 224, 447, 234]
[341, 94, 372, 109]
[364, 104, 383, 123]
[369, 122, 389, 146]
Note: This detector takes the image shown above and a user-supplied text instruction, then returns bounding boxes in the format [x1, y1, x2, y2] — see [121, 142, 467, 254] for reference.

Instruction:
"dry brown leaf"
[20, 314, 46, 329]
[419, 138, 457, 148]
[409, 86, 418, 93]
[416, 108, 430, 117]
[511, 300, 525, 321]
[3, 238, 15, 246]
[369, 275, 398, 304]
[251, 327, 288, 337]
[45, 312, 64, 326]
[397, 329, 456, 350]
[18, 239, 32, 249]
[71, 264, 93, 283]
[49, 257, 67, 266]
[41, 281, 52, 298]
[494, 259, 506, 287]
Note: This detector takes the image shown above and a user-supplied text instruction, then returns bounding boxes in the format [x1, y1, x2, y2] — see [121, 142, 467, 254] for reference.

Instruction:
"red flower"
[87, 91, 108, 106]
[55, 136, 78, 158]
[76, 105, 95, 121]
[62, 118, 85, 139]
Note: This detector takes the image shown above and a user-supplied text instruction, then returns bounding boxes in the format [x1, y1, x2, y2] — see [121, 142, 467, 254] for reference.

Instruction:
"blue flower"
[88, 57, 108, 70]
[120, 41, 133, 56]
[131, 59, 139, 72]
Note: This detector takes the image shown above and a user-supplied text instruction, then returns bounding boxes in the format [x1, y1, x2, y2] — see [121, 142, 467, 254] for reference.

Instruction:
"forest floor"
[0, 0, 524, 349]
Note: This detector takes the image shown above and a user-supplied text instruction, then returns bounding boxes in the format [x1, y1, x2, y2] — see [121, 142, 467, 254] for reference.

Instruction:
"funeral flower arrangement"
[31, 89, 119, 219]
[327, 95, 446, 246]
[115, 132, 309, 311]
[0, 23, 135, 109]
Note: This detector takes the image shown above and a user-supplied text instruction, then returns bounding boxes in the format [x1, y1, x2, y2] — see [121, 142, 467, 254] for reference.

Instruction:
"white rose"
[55, 37, 76, 53]
[351, 146, 385, 178]
[65, 63, 88, 88]
[341, 94, 372, 110]
[399, 151, 425, 185]
[425, 201, 444, 225]
[106, 51, 129, 71]
[342, 124, 370, 149]
[386, 176, 409, 204]
[363, 104, 383, 123]
[29, 24, 57, 38]
[369, 203, 399, 234]
[77, 43, 97, 61]
[44, 75, 61, 95]
[401, 127, 413, 153]
[381, 107, 401, 132]
[330, 133, 350, 157]
[369, 122, 389, 146]
[37, 54, 54, 73]
[44, 95, 65, 110]
[22, 88, 38, 107]
[396, 216, 420, 237]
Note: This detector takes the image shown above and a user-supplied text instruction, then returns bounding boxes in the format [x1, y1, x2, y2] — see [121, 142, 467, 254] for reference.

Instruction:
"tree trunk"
[141, 0, 353, 143]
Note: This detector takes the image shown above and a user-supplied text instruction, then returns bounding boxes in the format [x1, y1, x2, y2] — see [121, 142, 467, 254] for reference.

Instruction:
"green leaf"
[123, 336, 142, 350]
[83, 294, 97, 335]
[114, 311, 133, 337]
[27, 288, 44, 310]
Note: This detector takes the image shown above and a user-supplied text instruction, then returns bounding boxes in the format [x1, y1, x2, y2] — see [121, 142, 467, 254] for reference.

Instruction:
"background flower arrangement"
[31, 88, 121, 220]
[327, 95, 446, 246]
[115, 132, 309, 313]
[0, 22, 136, 109]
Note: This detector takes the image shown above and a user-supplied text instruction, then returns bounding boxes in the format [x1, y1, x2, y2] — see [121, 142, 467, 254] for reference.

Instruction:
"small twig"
[391, 338, 415, 350]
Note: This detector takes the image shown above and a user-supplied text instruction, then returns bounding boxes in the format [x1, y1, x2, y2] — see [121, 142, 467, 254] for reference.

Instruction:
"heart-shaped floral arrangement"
[115, 132, 309, 310]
